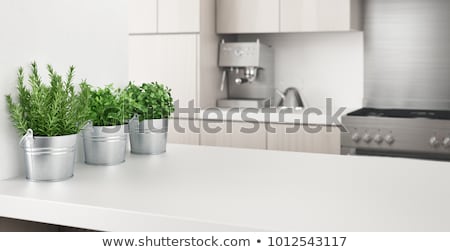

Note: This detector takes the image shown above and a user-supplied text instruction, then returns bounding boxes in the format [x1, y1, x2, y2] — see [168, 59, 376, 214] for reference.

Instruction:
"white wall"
[238, 32, 364, 109]
[0, 0, 128, 180]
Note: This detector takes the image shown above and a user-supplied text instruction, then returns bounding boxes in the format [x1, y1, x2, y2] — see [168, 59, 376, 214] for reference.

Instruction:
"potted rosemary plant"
[125, 82, 174, 154]
[82, 84, 129, 165]
[5, 62, 89, 181]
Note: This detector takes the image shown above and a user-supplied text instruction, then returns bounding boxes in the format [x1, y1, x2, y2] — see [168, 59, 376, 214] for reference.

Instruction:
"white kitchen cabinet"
[128, 0, 157, 34]
[174, 119, 341, 154]
[216, 0, 280, 34]
[280, 0, 362, 32]
[280, 0, 318, 32]
[128, 35, 198, 108]
[267, 124, 341, 154]
[200, 121, 266, 150]
[158, 0, 200, 33]
[168, 118, 200, 145]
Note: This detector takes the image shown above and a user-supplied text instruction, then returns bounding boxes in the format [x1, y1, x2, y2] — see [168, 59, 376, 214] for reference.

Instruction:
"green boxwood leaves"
[84, 84, 128, 127]
[125, 82, 175, 120]
[85, 82, 175, 125]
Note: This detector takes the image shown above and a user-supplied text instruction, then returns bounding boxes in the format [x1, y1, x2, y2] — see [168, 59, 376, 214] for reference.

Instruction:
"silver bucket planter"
[82, 122, 128, 166]
[129, 116, 168, 155]
[20, 129, 77, 182]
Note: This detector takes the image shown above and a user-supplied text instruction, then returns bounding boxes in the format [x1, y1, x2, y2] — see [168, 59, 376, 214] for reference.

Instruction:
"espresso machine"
[217, 40, 274, 108]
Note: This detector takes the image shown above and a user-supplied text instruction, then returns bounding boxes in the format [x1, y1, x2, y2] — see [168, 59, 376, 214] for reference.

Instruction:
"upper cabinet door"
[280, 0, 362, 32]
[317, 0, 360, 31]
[280, 0, 318, 32]
[158, 0, 200, 33]
[216, 0, 280, 34]
[128, 35, 198, 108]
[128, 0, 157, 34]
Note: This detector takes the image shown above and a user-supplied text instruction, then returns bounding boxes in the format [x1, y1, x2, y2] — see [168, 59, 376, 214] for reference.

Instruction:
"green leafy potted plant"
[5, 62, 89, 181]
[125, 82, 174, 154]
[82, 84, 129, 165]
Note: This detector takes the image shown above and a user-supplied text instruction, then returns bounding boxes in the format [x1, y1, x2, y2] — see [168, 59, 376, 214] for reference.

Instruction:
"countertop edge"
[0, 195, 263, 232]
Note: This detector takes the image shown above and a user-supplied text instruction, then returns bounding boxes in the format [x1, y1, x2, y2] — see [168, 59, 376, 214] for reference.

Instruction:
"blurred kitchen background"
[1, 0, 449, 180]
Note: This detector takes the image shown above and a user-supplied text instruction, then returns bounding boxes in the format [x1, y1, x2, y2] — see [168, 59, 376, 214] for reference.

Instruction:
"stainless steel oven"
[341, 108, 450, 161]
[341, 0, 450, 161]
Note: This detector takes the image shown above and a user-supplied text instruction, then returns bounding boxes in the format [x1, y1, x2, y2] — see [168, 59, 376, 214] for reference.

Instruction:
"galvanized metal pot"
[20, 129, 77, 182]
[82, 122, 128, 166]
[129, 116, 168, 155]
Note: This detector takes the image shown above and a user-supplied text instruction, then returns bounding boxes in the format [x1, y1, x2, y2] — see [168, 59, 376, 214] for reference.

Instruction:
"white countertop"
[1, 144, 450, 231]
[174, 107, 356, 126]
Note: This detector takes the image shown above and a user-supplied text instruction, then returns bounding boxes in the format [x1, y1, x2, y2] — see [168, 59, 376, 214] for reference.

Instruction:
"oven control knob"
[384, 135, 395, 145]
[443, 137, 450, 148]
[363, 134, 372, 143]
[352, 133, 361, 143]
[374, 134, 383, 144]
[429, 137, 440, 148]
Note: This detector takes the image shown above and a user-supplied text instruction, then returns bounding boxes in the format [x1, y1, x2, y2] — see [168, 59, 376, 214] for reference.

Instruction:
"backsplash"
[237, 32, 364, 109]
[364, 0, 450, 110]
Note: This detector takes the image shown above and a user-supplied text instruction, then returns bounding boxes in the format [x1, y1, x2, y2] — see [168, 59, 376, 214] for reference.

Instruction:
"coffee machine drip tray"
[217, 98, 271, 108]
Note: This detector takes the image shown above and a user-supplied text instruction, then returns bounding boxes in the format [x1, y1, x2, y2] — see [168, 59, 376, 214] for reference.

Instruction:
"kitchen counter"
[174, 107, 356, 126]
[0, 144, 449, 232]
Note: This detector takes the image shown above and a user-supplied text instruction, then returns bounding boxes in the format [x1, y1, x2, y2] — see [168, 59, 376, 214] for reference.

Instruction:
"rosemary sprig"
[5, 62, 90, 136]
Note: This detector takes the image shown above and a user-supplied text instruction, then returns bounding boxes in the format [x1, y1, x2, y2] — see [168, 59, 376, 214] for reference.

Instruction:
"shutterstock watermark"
[97, 98, 348, 134]
[172, 98, 348, 134]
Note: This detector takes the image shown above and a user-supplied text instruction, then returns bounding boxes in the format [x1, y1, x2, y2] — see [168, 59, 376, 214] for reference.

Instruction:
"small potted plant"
[82, 84, 129, 165]
[125, 82, 174, 155]
[5, 62, 89, 181]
